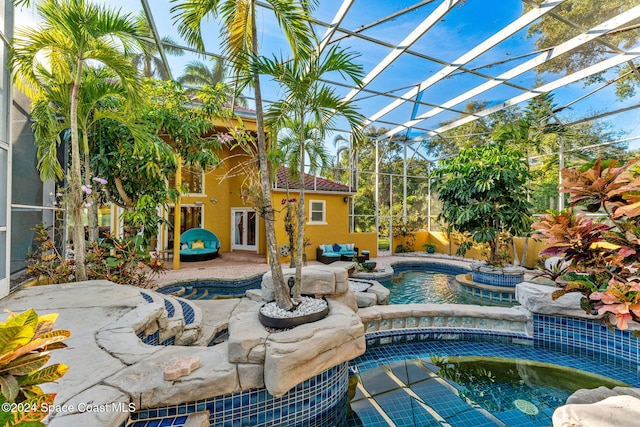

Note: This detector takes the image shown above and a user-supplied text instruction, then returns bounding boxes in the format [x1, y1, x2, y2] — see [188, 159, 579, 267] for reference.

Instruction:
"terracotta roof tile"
[275, 166, 351, 193]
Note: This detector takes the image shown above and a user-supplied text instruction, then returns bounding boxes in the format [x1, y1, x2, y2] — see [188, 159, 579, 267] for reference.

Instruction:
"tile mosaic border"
[534, 314, 640, 372]
[125, 363, 349, 427]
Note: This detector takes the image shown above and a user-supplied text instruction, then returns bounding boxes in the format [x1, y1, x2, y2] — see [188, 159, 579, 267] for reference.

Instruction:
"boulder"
[553, 395, 640, 427]
[105, 343, 240, 408]
[326, 290, 358, 312]
[367, 282, 390, 305]
[355, 291, 378, 308]
[261, 265, 350, 301]
[566, 386, 640, 404]
[164, 356, 201, 381]
[227, 305, 268, 364]
[516, 282, 602, 318]
[263, 300, 365, 397]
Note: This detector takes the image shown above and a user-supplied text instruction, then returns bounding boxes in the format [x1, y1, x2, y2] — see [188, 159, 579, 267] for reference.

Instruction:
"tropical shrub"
[532, 158, 640, 330]
[26, 225, 165, 288]
[392, 224, 416, 253]
[0, 309, 69, 426]
[25, 224, 74, 285]
[432, 143, 535, 265]
[85, 234, 165, 288]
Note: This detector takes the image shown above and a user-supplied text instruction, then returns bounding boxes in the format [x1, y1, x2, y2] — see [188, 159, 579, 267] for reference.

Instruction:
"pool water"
[347, 340, 637, 427]
[387, 271, 475, 305]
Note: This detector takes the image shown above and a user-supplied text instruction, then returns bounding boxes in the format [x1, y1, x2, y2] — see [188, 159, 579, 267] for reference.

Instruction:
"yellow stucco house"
[154, 117, 377, 268]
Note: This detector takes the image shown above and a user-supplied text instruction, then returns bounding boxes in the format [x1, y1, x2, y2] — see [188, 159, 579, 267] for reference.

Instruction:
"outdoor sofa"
[316, 243, 359, 264]
[179, 228, 220, 262]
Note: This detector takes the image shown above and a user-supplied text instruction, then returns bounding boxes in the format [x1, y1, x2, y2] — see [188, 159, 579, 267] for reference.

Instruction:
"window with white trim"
[309, 200, 326, 223]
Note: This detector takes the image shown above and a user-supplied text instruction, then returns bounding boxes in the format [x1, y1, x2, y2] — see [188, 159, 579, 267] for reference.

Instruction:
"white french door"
[231, 209, 257, 251]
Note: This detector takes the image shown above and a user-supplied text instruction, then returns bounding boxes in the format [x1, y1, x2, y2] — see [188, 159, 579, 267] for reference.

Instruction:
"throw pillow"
[346, 243, 354, 251]
[333, 243, 341, 252]
[191, 240, 205, 249]
[319, 245, 326, 254]
[181, 243, 188, 250]
[324, 244, 334, 253]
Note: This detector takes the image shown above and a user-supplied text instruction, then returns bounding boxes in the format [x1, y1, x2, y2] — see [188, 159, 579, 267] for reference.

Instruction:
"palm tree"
[276, 118, 331, 268]
[179, 60, 224, 89]
[31, 67, 160, 243]
[10, 0, 144, 281]
[131, 11, 184, 80]
[178, 59, 246, 105]
[171, 0, 316, 310]
[251, 45, 365, 298]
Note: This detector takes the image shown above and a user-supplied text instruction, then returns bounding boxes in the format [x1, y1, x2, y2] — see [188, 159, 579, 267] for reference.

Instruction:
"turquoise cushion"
[324, 244, 334, 253]
[181, 248, 216, 255]
[324, 252, 341, 258]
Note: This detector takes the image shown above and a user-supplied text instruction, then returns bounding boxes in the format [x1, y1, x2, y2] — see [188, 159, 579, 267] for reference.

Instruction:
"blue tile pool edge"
[123, 362, 349, 427]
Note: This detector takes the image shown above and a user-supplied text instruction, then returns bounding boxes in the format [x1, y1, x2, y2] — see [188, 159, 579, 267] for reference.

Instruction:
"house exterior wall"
[272, 190, 377, 262]
[177, 117, 376, 260]
[185, 142, 257, 253]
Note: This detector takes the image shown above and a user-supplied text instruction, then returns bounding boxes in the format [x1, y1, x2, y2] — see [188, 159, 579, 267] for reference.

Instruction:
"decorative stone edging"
[455, 273, 517, 304]
[470, 262, 525, 287]
[357, 303, 531, 336]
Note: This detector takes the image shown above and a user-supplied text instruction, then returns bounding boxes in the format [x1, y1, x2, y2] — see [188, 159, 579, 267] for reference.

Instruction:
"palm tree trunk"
[83, 132, 98, 243]
[252, 13, 294, 310]
[70, 76, 87, 281]
[294, 118, 305, 301]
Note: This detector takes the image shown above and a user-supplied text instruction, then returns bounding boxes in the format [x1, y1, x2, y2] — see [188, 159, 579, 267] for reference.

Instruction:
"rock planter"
[470, 262, 525, 288]
[258, 297, 329, 329]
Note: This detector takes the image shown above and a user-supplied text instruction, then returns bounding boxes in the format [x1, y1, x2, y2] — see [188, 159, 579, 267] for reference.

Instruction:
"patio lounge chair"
[179, 228, 220, 262]
[316, 243, 359, 264]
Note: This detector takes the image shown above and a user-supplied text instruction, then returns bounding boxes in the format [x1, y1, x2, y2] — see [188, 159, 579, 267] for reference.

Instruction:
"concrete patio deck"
[156, 252, 474, 286]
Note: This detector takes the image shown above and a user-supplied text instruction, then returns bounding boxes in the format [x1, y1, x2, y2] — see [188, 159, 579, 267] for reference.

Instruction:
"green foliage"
[26, 224, 165, 288]
[392, 225, 416, 253]
[432, 142, 534, 265]
[10, 0, 147, 281]
[526, 0, 640, 100]
[25, 224, 74, 285]
[91, 78, 234, 247]
[532, 158, 640, 330]
[248, 42, 365, 298]
[0, 309, 69, 427]
[85, 234, 166, 288]
[170, 0, 325, 311]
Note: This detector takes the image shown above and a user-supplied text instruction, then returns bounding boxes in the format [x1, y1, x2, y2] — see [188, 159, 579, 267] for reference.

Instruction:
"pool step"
[182, 288, 199, 299]
[189, 299, 241, 346]
[138, 291, 203, 346]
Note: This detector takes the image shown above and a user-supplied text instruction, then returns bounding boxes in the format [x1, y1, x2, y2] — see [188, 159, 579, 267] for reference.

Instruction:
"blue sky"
[16, 0, 640, 153]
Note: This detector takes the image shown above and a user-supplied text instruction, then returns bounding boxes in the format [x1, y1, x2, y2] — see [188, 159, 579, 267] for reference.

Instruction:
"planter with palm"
[249, 44, 365, 306]
[172, 0, 316, 311]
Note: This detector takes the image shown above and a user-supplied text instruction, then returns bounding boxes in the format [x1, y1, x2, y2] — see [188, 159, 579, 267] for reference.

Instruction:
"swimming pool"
[387, 270, 514, 306]
[347, 338, 638, 427]
[158, 276, 263, 299]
